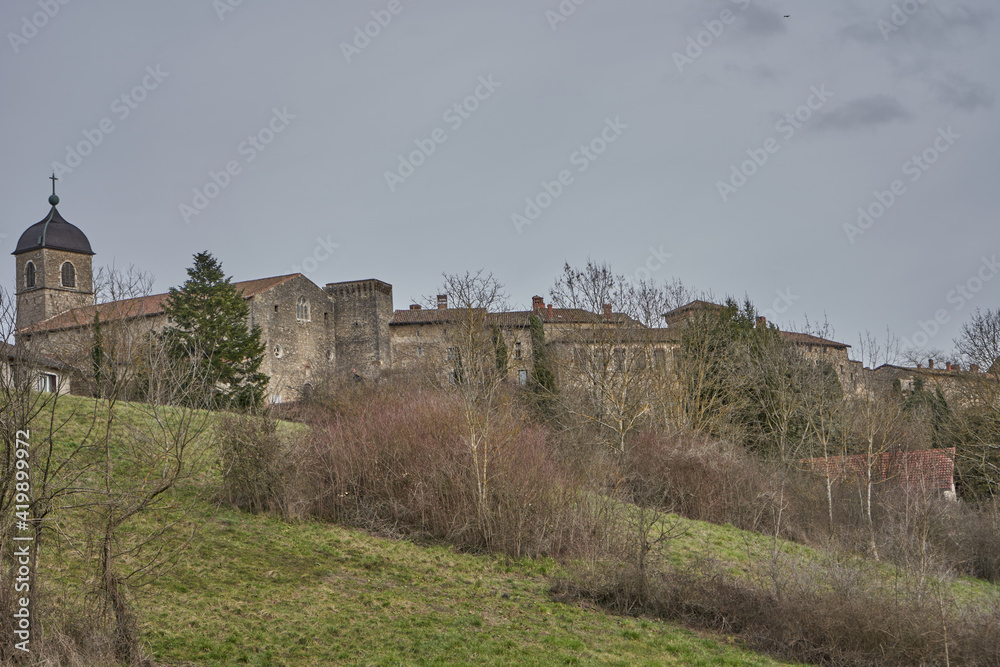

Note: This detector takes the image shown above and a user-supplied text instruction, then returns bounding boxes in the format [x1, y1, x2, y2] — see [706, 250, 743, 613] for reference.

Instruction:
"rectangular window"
[447, 347, 458, 361]
[635, 350, 647, 371]
[35, 373, 57, 393]
[417, 346, 423, 357]
[269, 394, 283, 405]
[518, 370, 528, 385]
[613, 348, 625, 372]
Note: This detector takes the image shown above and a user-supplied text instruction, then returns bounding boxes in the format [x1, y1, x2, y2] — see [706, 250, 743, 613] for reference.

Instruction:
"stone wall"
[15, 249, 93, 330]
[326, 279, 393, 379]
[249, 275, 337, 403]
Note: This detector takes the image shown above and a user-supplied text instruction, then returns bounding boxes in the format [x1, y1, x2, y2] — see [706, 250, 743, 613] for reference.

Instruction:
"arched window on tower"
[61, 262, 75, 288]
[25, 262, 36, 288]
[296, 297, 310, 322]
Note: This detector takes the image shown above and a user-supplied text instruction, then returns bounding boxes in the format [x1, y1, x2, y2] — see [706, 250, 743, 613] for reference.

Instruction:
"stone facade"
[388, 304, 535, 385]
[14, 205, 876, 404]
[248, 275, 338, 403]
[15, 248, 94, 331]
[326, 279, 393, 379]
[18, 273, 351, 404]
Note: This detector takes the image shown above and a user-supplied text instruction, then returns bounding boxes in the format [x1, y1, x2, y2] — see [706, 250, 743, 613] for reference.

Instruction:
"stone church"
[12, 191, 397, 402]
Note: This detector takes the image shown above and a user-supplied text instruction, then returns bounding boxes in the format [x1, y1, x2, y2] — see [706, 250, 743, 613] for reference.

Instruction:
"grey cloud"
[741, 5, 788, 37]
[936, 5, 994, 31]
[932, 75, 995, 112]
[723, 62, 778, 82]
[815, 95, 910, 131]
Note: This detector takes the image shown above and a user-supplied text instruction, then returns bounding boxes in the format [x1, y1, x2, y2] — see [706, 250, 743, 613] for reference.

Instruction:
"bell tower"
[13, 176, 95, 331]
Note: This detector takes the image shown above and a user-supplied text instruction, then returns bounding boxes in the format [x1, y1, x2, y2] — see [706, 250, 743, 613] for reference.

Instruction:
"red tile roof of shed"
[801, 448, 955, 492]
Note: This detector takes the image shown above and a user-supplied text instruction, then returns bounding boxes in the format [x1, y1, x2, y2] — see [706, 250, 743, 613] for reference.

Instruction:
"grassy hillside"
[25, 394, 792, 666]
[139, 505, 791, 666]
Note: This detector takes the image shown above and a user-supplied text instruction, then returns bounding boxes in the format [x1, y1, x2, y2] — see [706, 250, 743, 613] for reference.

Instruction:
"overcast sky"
[2, 0, 996, 363]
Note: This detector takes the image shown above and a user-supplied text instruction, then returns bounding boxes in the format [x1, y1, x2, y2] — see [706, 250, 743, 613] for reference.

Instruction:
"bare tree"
[547, 262, 685, 456]
[0, 288, 104, 660]
[949, 308, 1000, 498]
[431, 270, 514, 549]
[69, 266, 217, 663]
[851, 330, 906, 558]
[1, 266, 217, 663]
[955, 308, 1000, 377]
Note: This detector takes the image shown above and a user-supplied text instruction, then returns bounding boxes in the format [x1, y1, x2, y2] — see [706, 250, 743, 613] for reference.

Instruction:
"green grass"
[25, 394, 793, 666]
[137, 507, 789, 666]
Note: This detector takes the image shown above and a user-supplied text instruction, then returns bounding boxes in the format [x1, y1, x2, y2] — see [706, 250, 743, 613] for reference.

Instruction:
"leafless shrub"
[283, 385, 608, 559]
[555, 550, 1000, 666]
[620, 430, 821, 541]
[218, 413, 286, 513]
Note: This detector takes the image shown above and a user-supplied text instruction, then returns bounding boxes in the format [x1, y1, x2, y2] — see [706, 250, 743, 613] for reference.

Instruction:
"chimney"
[532, 295, 544, 311]
[757, 316, 766, 328]
[928, 358, 935, 370]
[602, 303, 612, 319]
[946, 362, 953, 371]
[409, 304, 422, 310]
[547, 304, 553, 319]
[437, 294, 448, 310]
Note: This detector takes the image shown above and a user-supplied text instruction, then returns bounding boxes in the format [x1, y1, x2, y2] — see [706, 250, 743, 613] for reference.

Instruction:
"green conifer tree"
[529, 315, 557, 405]
[161, 252, 267, 409]
[492, 324, 509, 377]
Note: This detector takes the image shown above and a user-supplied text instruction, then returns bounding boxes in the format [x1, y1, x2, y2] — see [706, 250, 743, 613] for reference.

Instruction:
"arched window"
[25, 262, 36, 288]
[61, 262, 75, 288]
[296, 297, 310, 322]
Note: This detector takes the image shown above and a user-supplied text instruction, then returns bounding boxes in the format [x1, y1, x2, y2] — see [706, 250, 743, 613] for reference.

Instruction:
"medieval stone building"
[11, 194, 400, 402]
[13, 192, 871, 402]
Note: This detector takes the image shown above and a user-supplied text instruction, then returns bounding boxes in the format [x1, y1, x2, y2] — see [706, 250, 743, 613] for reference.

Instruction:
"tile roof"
[780, 331, 850, 349]
[21, 274, 300, 334]
[662, 300, 726, 319]
[801, 448, 955, 493]
[390, 308, 638, 327]
[663, 300, 850, 349]
[1, 342, 67, 369]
